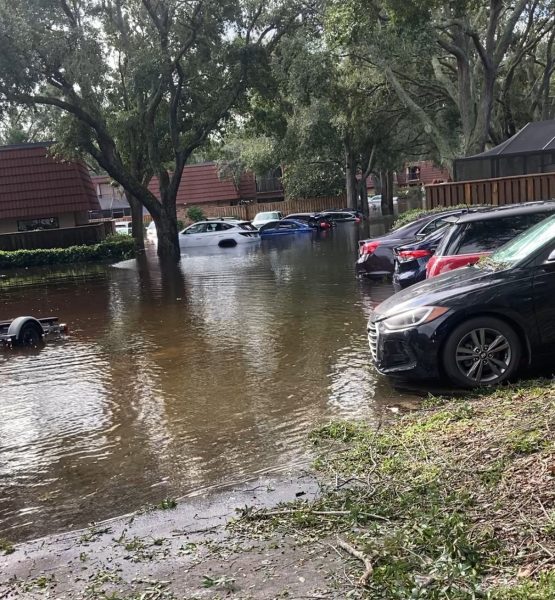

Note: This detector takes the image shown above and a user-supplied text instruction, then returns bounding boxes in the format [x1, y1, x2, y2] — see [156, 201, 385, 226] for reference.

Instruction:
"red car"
[427, 202, 555, 278]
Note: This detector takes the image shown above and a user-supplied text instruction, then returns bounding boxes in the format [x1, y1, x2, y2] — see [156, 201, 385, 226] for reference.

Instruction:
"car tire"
[443, 316, 521, 388]
[218, 239, 237, 248]
[16, 323, 44, 347]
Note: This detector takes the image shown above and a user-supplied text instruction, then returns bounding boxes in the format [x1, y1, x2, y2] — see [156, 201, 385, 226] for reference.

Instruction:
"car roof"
[443, 201, 555, 224]
[190, 220, 241, 225]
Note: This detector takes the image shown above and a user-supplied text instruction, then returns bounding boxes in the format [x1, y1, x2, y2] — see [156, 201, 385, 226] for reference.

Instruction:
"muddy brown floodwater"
[0, 223, 417, 542]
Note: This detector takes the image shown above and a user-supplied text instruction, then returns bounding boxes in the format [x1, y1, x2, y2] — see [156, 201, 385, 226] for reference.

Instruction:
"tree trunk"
[126, 191, 145, 251]
[153, 207, 180, 262]
[381, 170, 394, 216]
[345, 144, 357, 209]
[358, 176, 370, 237]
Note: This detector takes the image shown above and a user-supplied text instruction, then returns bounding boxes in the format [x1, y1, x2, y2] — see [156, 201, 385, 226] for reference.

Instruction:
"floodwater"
[0, 222, 413, 542]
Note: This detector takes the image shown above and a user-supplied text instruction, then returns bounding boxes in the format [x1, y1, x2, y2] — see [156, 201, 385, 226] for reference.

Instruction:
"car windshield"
[489, 214, 555, 265]
[255, 212, 278, 220]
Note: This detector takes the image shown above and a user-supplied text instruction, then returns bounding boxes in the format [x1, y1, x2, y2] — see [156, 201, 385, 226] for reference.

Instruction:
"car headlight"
[380, 306, 448, 331]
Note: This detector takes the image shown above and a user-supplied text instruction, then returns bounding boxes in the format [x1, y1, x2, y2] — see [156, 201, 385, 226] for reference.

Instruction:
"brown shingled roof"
[148, 162, 257, 205]
[0, 143, 100, 220]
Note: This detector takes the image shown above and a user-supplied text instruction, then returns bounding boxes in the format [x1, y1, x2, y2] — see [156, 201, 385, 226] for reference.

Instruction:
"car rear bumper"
[356, 253, 392, 278]
[392, 265, 426, 290]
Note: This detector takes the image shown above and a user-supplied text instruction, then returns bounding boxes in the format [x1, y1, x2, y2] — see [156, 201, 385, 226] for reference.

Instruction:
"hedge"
[0, 235, 136, 269]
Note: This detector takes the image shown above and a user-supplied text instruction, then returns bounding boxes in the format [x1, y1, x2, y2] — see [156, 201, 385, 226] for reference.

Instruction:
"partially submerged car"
[320, 211, 360, 223]
[252, 211, 284, 229]
[284, 212, 333, 229]
[258, 219, 314, 236]
[368, 213, 555, 387]
[357, 210, 464, 279]
[179, 220, 259, 248]
[1, 316, 67, 347]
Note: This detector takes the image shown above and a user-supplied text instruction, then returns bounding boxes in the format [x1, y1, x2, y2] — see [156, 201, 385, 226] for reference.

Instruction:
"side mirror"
[547, 249, 555, 263]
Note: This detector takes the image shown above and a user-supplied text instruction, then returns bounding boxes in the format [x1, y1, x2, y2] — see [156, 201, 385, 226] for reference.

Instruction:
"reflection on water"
[0, 223, 410, 541]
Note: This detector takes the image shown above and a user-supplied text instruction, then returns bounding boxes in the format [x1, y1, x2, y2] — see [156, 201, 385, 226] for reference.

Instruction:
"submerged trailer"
[0, 316, 68, 347]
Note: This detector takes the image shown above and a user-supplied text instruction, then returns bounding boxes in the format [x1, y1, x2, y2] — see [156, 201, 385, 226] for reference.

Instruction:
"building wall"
[0, 211, 77, 234]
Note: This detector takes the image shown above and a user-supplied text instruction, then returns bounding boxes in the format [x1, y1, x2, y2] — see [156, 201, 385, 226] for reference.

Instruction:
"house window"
[17, 217, 60, 232]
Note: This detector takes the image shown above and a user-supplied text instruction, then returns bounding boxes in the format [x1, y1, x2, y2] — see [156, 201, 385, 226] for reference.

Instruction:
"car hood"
[373, 265, 506, 320]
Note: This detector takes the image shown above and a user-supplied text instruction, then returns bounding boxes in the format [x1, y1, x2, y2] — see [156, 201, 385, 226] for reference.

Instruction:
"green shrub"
[0, 236, 135, 269]
[393, 203, 490, 230]
[187, 206, 206, 222]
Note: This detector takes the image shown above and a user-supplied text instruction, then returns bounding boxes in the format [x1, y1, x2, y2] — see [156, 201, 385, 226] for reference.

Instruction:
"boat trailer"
[0, 316, 68, 347]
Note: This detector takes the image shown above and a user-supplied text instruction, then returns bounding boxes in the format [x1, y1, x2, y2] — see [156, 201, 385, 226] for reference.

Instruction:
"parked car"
[321, 211, 360, 223]
[393, 226, 447, 289]
[368, 213, 555, 387]
[252, 211, 284, 229]
[356, 210, 464, 279]
[115, 221, 133, 235]
[284, 212, 333, 229]
[427, 202, 555, 279]
[337, 208, 365, 220]
[179, 220, 259, 248]
[369, 196, 398, 212]
[258, 219, 314, 236]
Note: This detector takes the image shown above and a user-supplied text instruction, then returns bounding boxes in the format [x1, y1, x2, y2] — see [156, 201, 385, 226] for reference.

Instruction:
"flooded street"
[0, 223, 413, 542]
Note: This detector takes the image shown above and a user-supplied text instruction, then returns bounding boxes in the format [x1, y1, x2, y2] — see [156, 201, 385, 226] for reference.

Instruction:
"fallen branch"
[336, 537, 373, 586]
[247, 508, 390, 521]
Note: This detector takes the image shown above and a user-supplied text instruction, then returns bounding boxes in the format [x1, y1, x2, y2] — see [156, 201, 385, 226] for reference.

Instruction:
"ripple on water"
[0, 226, 417, 541]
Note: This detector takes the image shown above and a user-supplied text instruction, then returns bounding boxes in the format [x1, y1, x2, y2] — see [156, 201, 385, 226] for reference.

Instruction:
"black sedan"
[356, 209, 463, 279]
[368, 213, 555, 388]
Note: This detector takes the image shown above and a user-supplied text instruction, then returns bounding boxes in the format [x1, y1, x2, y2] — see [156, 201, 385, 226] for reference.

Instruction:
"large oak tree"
[0, 0, 311, 260]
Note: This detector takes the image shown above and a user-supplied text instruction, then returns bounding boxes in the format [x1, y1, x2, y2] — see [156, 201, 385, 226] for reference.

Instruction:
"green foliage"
[186, 207, 206, 222]
[282, 161, 344, 199]
[0, 237, 135, 269]
[157, 498, 177, 510]
[216, 134, 277, 185]
[490, 572, 555, 599]
[0, 537, 14, 555]
[233, 380, 555, 597]
[507, 429, 549, 455]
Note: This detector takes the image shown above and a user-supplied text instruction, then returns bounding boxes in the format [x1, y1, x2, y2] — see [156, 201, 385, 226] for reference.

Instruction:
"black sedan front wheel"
[443, 317, 521, 388]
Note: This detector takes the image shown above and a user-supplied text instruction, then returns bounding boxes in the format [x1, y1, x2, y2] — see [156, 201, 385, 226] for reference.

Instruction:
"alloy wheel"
[455, 327, 511, 384]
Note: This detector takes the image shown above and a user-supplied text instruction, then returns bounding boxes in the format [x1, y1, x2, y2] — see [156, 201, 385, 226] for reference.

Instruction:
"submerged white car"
[179, 220, 259, 248]
[252, 211, 283, 229]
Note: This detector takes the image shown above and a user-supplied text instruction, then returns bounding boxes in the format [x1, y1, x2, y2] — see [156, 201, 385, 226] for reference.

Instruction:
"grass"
[231, 380, 555, 598]
[0, 537, 14, 555]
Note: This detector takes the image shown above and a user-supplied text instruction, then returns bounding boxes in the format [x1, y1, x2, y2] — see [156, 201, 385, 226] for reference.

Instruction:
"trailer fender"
[7, 317, 44, 344]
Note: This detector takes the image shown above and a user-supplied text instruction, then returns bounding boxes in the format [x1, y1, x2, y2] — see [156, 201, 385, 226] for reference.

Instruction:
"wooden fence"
[0, 221, 114, 251]
[176, 196, 347, 222]
[426, 172, 555, 209]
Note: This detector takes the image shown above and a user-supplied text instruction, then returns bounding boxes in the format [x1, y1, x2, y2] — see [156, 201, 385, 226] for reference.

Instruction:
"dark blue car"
[392, 226, 447, 290]
[259, 219, 314, 236]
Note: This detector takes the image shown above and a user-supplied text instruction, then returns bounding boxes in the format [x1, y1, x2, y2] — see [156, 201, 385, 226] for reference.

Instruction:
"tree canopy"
[1, 0, 553, 244]
[0, 0, 314, 259]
